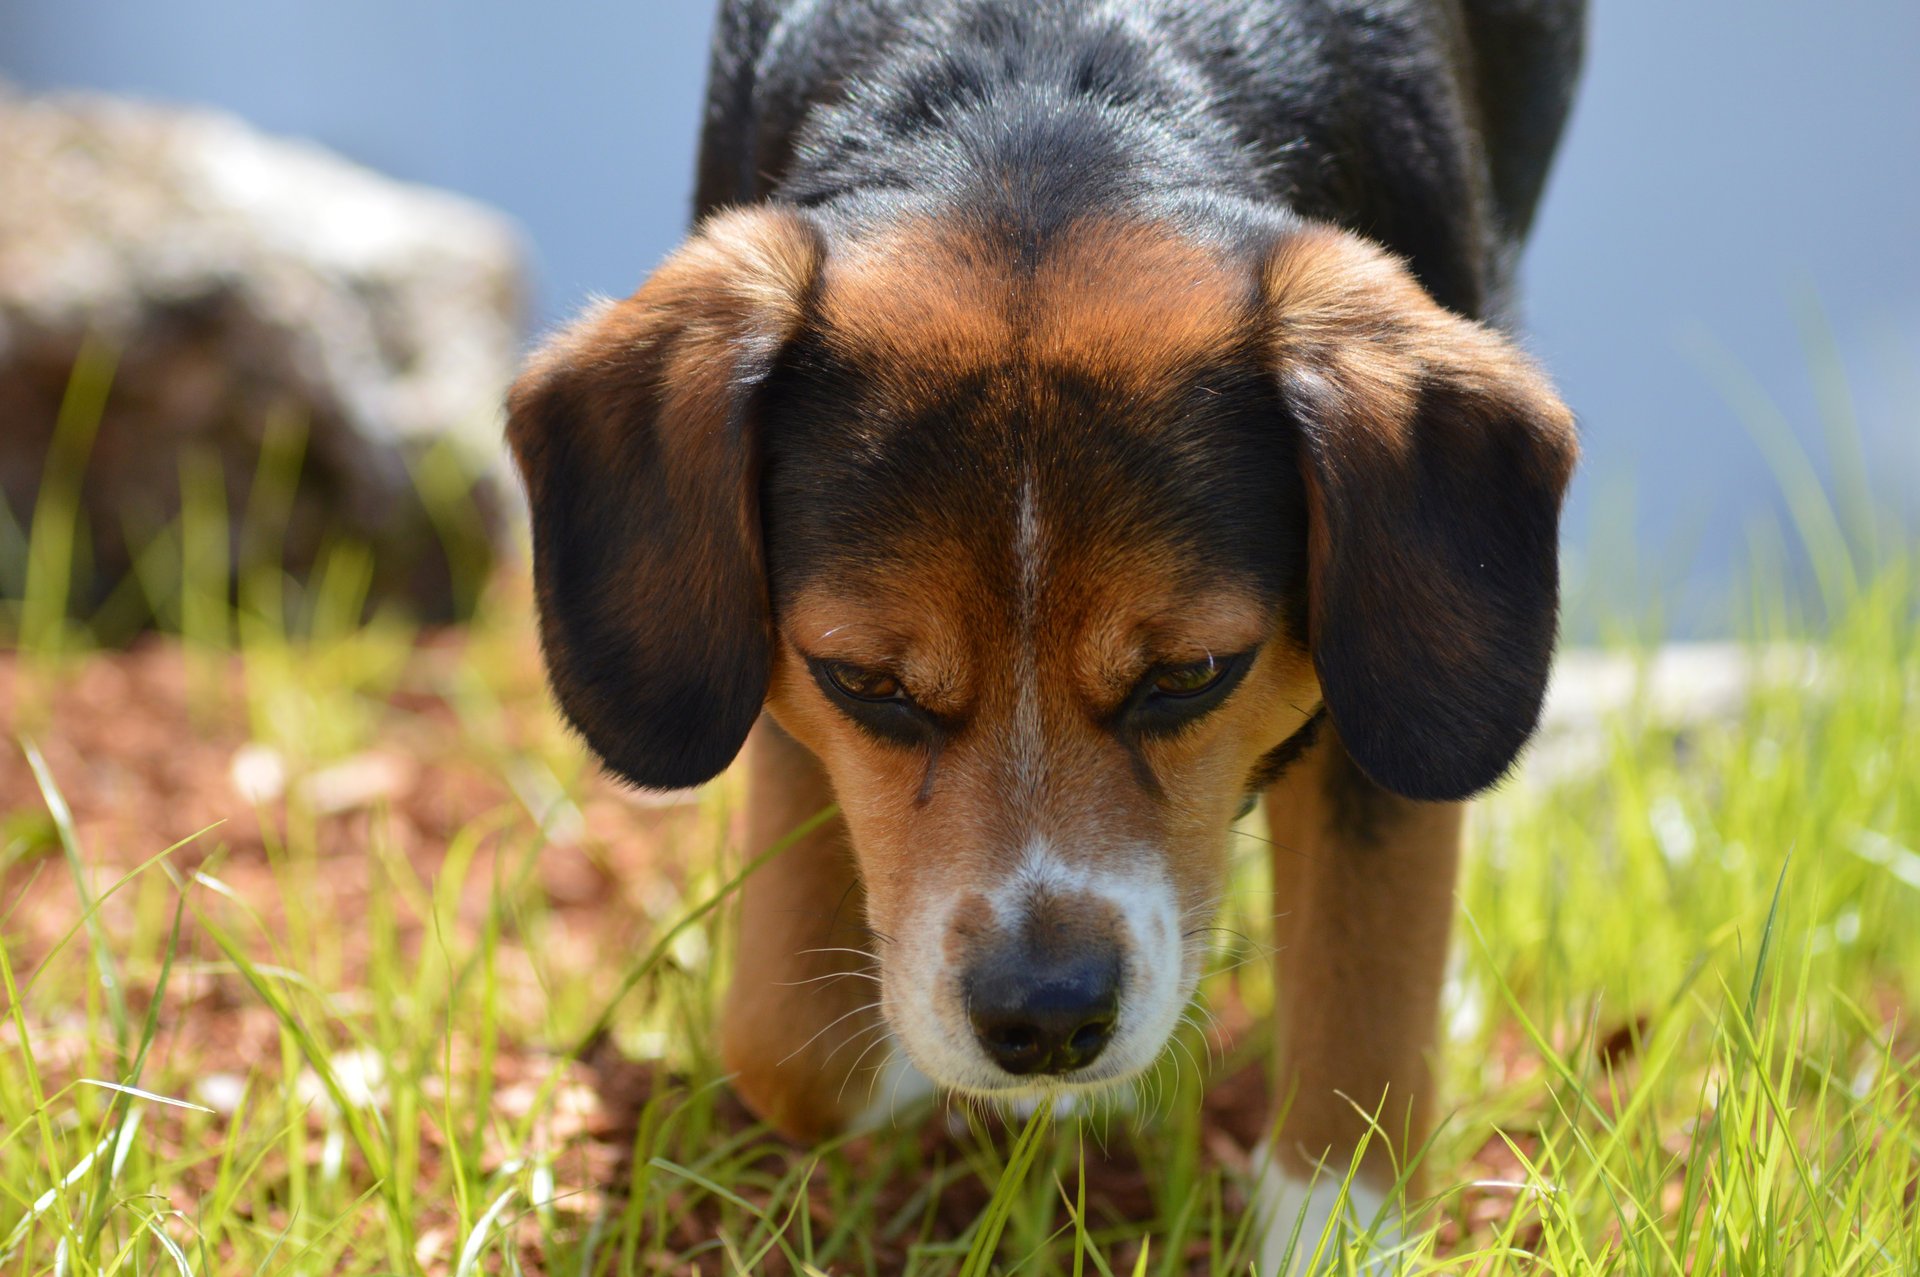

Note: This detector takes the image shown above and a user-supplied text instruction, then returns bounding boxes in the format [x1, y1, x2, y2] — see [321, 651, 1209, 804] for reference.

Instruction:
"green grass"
[0, 363, 1916, 1274]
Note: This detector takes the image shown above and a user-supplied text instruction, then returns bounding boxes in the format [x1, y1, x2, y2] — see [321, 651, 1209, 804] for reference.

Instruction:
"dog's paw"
[1250, 1147, 1405, 1275]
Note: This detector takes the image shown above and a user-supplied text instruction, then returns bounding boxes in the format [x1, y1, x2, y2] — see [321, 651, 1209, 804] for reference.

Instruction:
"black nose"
[965, 950, 1121, 1076]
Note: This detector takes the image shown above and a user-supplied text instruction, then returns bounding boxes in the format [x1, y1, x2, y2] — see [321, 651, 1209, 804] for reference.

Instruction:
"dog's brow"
[1082, 597, 1277, 678]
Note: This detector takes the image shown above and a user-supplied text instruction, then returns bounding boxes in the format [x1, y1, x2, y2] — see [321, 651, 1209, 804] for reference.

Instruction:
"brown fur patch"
[1265, 223, 1574, 467]
[1028, 221, 1246, 373]
[818, 222, 1014, 379]
[818, 216, 1242, 395]
[1263, 722, 1463, 1193]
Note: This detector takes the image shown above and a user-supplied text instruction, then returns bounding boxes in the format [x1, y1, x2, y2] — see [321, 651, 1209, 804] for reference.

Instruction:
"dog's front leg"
[720, 719, 915, 1141]
[1256, 723, 1461, 1272]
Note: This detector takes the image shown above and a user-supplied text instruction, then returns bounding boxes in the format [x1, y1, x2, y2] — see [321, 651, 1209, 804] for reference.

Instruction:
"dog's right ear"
[506, 207, 822, 790]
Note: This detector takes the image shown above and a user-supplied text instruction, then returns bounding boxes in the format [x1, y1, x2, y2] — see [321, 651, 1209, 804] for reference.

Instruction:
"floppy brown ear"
[506, 207, 822, 790]
[1266, 224, 1578, 802]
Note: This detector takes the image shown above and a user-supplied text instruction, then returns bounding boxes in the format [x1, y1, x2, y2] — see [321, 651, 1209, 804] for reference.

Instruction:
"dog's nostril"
[1068, 1019, 1112, 1056]
[991, 1025, 1039, 1055]
[966, 952, 1122, 1077]
[974, 1016, 1048, 1074]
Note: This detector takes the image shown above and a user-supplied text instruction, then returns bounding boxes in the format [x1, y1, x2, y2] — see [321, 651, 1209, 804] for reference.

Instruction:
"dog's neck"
[776, 11, 1261, 243]
[716, 0, 1493, 317]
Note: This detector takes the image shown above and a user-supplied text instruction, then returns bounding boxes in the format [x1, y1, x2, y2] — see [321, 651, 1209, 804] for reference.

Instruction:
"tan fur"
[1264, 224, 1572, 467]
[1029, 220, 1245, 373]
[820, 217, 1242, 395]
[1262, 725, 1461, 1194]
[515, 205, 819, 408]
[721, 719, 882, 1140]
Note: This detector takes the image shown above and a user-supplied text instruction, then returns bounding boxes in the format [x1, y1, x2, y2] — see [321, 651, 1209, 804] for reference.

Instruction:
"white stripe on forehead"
[1009, 476, 1045, 807]
[1016, 476, 1042, 615]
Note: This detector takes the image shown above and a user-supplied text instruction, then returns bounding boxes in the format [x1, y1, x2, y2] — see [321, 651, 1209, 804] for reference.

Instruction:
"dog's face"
[507, 207, 1575, 1097]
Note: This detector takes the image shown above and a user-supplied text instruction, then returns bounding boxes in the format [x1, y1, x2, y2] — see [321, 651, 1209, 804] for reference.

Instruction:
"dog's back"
[695, 0, 1582, 322]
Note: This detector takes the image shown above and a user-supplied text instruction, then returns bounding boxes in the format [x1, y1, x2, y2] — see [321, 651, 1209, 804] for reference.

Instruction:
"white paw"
[1251, 1147, 1405, 1275]
[846, 1042, 936, 1133]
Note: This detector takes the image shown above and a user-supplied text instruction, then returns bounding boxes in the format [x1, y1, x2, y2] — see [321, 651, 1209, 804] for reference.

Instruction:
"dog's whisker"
[1177, 1028, 1205, 1093]
[819, 1014, 892, 1071]
[1190, 1000, 1227, 1043]
[792, 946, 882, 964]
[774, 969, 883, 988]
[1179, 1007, 1224, 1065]
[839, 1027, 897, 1106]
[860, 1048, 900, 1112]
[1208, 948, 1272, 978]
[1179, 897, 1221, 920]
[1230, 826, 1318, 862]
[884, 1046, 917, 1126]
[777, 999, 884, 1067]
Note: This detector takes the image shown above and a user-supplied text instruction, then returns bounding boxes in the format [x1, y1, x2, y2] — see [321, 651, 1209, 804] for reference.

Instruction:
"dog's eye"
[821, 661, 903, 702]
[808, 658, 935, 747]
[1122, 648, 1258, 737]
[1152, 660, 1227, 697]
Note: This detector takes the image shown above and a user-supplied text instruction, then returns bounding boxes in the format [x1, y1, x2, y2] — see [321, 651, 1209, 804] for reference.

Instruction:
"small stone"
[228, 742, 287, 805]
[192, 1071, 248, 1114]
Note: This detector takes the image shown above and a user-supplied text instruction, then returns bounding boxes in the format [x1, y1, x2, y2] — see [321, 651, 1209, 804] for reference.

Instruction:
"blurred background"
[3, 0, 1915, 637]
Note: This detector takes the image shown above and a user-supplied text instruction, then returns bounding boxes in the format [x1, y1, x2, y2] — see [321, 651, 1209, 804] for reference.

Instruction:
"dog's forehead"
[763, 216, 1305, 618]
[814, 214, 1251, 378]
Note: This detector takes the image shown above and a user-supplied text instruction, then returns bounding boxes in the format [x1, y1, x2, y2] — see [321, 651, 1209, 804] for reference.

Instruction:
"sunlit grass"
[0, 350, 1915, 1274]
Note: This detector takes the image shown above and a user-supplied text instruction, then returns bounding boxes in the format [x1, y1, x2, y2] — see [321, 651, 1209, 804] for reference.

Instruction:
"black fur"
[510, 358, 777, 792]
[1243, 706, 1327, 804]
[760, 353, 1305, 611]
[696, 0, 1584, 321]
[1296, 367, 1573, 802]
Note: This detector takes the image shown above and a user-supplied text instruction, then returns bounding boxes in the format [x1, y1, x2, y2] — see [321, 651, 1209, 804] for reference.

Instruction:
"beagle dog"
[507, 0, 1583, 1267]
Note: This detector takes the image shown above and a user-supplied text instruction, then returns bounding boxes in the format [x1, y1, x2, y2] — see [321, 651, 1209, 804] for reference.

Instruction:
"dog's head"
[507, 206, 1575, 1097]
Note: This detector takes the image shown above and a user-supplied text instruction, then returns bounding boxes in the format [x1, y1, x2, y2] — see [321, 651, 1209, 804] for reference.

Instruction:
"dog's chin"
[935, 1056, 1152, 1102]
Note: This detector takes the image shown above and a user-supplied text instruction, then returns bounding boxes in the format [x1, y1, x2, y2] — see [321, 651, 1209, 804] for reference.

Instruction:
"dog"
[507, 0, 1583, 1267]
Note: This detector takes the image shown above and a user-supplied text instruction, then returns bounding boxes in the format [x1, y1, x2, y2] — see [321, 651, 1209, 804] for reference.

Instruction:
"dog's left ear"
[1265, 224, 1578, 802]
[506, 207, 823, 790]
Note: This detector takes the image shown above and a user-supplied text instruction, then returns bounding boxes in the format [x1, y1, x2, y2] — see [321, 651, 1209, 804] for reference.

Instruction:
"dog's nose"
[966, 950, 1121, 1076]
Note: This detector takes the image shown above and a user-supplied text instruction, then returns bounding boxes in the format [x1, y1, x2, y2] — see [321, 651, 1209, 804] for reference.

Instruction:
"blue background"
[5, 1, 1915, 633]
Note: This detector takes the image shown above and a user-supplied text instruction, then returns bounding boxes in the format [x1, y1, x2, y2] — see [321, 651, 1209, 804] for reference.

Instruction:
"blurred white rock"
[1524, 643, 1822, 785]
[0, 82, 524, 623]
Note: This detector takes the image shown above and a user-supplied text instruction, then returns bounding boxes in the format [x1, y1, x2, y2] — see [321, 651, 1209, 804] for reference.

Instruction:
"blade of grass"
[569, 803, 839, 1058]
[82, 886, 190, 1253]
[958, 1103, 1052, 1277]
[19, 336, 117, 660]
[22, 739, 129, 1050]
